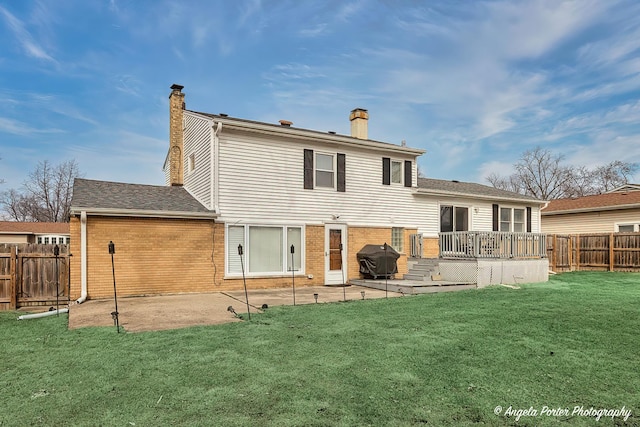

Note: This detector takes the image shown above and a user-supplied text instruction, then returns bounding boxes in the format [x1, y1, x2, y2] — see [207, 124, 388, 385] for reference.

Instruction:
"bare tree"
[0, 160, 83, 222]
[486, 147, 638, 200]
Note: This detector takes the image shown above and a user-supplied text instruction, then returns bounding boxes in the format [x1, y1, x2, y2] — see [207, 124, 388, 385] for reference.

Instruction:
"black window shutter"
[404, 160, 412, 187]
[337, 153, 346, 192]
[304, 149, 314, 189]
[492, 204, 499, 231]
[526, 207, 532, 233]
[382, 157, 391, 185]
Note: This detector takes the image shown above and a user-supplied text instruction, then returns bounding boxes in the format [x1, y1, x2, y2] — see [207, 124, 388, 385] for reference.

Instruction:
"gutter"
[415, 188, 546, 205]
[77, 211, 87, 304]
[212, 121, 222, 213]
[69, 207, 218, 219]
[541, 203, 640, 216]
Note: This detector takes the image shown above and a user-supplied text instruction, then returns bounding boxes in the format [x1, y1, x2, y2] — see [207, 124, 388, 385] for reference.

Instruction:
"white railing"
[439, 231, 547, 259]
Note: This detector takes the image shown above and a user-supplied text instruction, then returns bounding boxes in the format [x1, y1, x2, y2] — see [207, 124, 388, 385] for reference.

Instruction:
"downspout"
[212, 121, 222, 213]
[76, 211, 88, 304]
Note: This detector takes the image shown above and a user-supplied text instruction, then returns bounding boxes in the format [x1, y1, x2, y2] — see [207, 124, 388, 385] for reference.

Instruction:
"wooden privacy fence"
[0, 244, 70, 311]
[547, 233, 640, 272]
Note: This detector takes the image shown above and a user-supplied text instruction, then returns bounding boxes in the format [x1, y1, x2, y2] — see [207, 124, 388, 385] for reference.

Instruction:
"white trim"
[225, 222, 306, 277]
[314, 151, 336, 189]
[615, 222, 639, 232]
[324, 223, 347, 285]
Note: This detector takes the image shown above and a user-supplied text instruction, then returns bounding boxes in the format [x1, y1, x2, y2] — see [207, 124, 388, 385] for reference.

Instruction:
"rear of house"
[69, 84, 546, 301]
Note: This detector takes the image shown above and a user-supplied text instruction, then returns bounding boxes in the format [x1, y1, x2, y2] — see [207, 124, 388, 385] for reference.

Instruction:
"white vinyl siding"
[542, 209, 640, 234]
[183, 113, 212, 208]
[216, 131, 421, 228]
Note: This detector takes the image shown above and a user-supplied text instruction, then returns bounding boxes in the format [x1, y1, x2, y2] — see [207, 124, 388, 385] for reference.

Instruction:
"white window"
[617, 224, 638, 232]
[44, 237, 49, 244]
[51, 237, 57, 244]
[188, 153, 195, 173]
[500, 207, 526, 232]
[315, 153, 334, 188]
[391, 227, 404, 253]
[391, 161, 402, 184]
[37, 237, 42, 244]
[227, 224, 304, 275]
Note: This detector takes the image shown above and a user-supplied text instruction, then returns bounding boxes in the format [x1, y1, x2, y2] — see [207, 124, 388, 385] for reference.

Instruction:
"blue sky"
[1, 0, 639, 191]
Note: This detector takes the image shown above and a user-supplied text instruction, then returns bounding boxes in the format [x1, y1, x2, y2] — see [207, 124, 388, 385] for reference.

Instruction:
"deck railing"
[409, 233, 423, 258]
[439, 231, 547, 259]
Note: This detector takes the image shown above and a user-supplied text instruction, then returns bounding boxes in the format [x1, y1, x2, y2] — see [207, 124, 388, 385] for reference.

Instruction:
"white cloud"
[0, 117, 63, 136]
[0, 4, 56, 62]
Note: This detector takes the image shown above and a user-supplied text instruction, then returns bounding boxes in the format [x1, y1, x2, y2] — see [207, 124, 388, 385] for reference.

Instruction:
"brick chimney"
[349, 108, 368, 139]
[168, 84, 185, 186]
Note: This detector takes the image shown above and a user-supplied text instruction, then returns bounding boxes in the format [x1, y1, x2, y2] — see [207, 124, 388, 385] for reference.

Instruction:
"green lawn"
[1, 272, 639, 426]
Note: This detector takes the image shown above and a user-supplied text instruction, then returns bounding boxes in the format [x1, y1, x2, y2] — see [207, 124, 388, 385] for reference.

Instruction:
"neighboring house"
[69, 84, 546, 301]
[0, 221, 70, 245]
[541, 186, 640, 234]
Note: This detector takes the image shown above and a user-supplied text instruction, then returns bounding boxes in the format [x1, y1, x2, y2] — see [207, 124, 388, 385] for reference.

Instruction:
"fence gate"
[0, 244, 70, 311]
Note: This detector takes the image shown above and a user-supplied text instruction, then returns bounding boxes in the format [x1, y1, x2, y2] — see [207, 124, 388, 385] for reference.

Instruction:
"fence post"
[552, 234, 557, 272]
[9, 246, 17, 310]
[567, 236, 572, 271]
[609, 233, 614, 272]
[576, 234, 580, 271]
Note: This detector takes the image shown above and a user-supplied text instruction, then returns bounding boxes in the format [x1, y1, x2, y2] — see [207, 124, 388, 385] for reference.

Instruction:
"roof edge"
[415, 188, 546, 204]
[541, 203, 640, 215]
[186, 110, 426, 156]
[70, 207, 218, 219]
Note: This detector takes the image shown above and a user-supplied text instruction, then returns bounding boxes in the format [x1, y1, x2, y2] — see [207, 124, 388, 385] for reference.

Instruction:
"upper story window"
[303, 149, 345, 192]
[382, 157, 412, 187]
[315, 153, 334, 188]
[391, 161, 402, 184]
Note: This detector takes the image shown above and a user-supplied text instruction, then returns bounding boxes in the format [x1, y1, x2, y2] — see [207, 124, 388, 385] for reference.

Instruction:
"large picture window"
[227, 224, 304, 275]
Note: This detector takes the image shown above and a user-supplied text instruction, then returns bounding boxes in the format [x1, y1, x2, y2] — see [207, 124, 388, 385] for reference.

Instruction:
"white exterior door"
[324, 224, 347, 285]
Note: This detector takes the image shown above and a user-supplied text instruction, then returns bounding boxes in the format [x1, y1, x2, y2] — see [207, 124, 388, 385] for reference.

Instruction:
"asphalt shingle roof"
[542, 191, 640, 214]
[417, 178, 542, 202]
[0, 221, 69, 234]
[71, 179, 211, 213]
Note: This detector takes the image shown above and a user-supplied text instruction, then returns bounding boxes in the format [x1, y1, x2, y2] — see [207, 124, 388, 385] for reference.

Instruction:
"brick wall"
[70, 216, 327, 300]
[70, 216, 419, 299]
[347, 226, 416, 280]
[423, 237, 439, 258]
